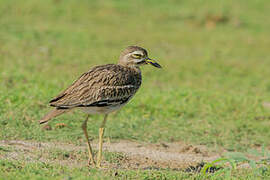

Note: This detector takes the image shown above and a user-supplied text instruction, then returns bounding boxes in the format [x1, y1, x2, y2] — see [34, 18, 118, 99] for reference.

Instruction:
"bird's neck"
[131, 66, 141, 74]
[118, 63, 141, 72]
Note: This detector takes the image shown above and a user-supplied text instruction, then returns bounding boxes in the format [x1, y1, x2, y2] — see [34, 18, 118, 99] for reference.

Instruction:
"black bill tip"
[146, 58, 162, 68]
[149, 61, 162, 68]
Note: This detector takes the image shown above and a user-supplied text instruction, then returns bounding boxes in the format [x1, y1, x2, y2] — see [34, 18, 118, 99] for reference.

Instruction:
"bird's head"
[118, 46, 162, 68]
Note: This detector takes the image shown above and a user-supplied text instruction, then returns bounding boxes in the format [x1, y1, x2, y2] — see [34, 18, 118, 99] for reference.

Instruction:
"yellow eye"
[132, 54, 142, 58]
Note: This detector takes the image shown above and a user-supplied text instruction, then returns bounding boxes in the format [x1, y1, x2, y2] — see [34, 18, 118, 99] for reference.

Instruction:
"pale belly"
[80, 103, 127, 114]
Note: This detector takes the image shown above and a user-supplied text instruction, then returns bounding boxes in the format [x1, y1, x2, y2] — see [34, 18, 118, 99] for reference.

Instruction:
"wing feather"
[49, 64, 141, 109]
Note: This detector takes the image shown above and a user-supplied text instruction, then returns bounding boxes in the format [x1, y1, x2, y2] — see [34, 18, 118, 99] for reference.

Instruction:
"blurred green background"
[1, 0, 270, 178]
[1, 0, 270, 151]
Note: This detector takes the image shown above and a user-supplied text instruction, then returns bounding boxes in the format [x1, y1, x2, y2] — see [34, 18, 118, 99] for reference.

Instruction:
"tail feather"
[39, 109, 67, 124]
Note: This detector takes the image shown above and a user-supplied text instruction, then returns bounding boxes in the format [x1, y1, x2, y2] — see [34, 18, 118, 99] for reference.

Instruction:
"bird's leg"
[82, 115, 95, 166]
[97, 114, 108, 168]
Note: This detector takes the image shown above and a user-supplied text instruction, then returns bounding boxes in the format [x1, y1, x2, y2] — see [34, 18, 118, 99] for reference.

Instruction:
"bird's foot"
[96, 158, 102, 168]
[96, 163, 109, 169]
[87, 158, 96, 167]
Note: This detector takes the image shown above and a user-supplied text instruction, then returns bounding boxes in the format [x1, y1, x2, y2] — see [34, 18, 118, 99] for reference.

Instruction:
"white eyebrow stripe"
[131, 51, 144, 55]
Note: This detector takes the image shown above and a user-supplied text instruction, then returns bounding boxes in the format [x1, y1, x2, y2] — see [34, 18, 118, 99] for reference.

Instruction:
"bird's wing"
[49, 64, 141, 109]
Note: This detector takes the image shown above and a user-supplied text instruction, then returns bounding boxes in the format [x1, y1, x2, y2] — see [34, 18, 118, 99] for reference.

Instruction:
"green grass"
[1, 160, 269, 180]
[1, 0, 270, 178]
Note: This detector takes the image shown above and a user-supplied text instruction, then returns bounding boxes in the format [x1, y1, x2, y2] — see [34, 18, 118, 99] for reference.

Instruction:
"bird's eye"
[132, 54, 142, 58]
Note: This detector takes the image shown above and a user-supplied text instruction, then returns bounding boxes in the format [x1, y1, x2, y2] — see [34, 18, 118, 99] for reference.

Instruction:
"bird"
[39, 45, 162, 168]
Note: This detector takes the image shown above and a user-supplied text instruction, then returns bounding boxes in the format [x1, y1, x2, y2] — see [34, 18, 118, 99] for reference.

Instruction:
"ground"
[1, 140, 269, 179]
[1, 0, 270, 179]
[0, 140, 220, 170]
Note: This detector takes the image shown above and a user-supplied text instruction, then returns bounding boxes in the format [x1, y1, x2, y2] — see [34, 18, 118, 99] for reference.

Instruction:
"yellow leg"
[82, 115, 95, 166]
[97, 114, 108, 168]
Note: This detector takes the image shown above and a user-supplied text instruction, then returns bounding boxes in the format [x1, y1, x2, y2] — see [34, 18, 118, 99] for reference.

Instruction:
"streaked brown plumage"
[39, 45, 161, 167]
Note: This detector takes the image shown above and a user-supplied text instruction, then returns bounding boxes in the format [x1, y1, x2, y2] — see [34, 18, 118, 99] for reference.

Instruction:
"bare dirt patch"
[102, 141, 221, 169]
[0, 140, 222, 170]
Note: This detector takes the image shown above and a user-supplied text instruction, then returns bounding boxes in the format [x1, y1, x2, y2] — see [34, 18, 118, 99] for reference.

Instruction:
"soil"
[0, 140, 222, 170]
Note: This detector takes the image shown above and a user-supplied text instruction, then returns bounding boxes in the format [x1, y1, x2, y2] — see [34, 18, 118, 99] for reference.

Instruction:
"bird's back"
[49, 64, 142, 110]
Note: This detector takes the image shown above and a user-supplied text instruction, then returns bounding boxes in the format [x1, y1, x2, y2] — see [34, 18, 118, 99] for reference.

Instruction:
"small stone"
[161, 143, 169, 148]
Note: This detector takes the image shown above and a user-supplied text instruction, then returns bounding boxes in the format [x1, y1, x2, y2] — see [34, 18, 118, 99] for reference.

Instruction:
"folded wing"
[49, 64, 141, 109]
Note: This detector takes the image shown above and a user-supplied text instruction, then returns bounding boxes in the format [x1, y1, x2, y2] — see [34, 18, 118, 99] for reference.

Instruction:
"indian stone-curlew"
[39, 46, 162, 167]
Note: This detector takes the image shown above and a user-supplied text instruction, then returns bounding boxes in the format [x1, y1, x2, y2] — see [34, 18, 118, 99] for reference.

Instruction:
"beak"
[145, 57, 162, 68]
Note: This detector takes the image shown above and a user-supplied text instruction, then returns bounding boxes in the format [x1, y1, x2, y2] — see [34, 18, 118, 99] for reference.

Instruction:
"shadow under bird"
[39, 45, 162, 167]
